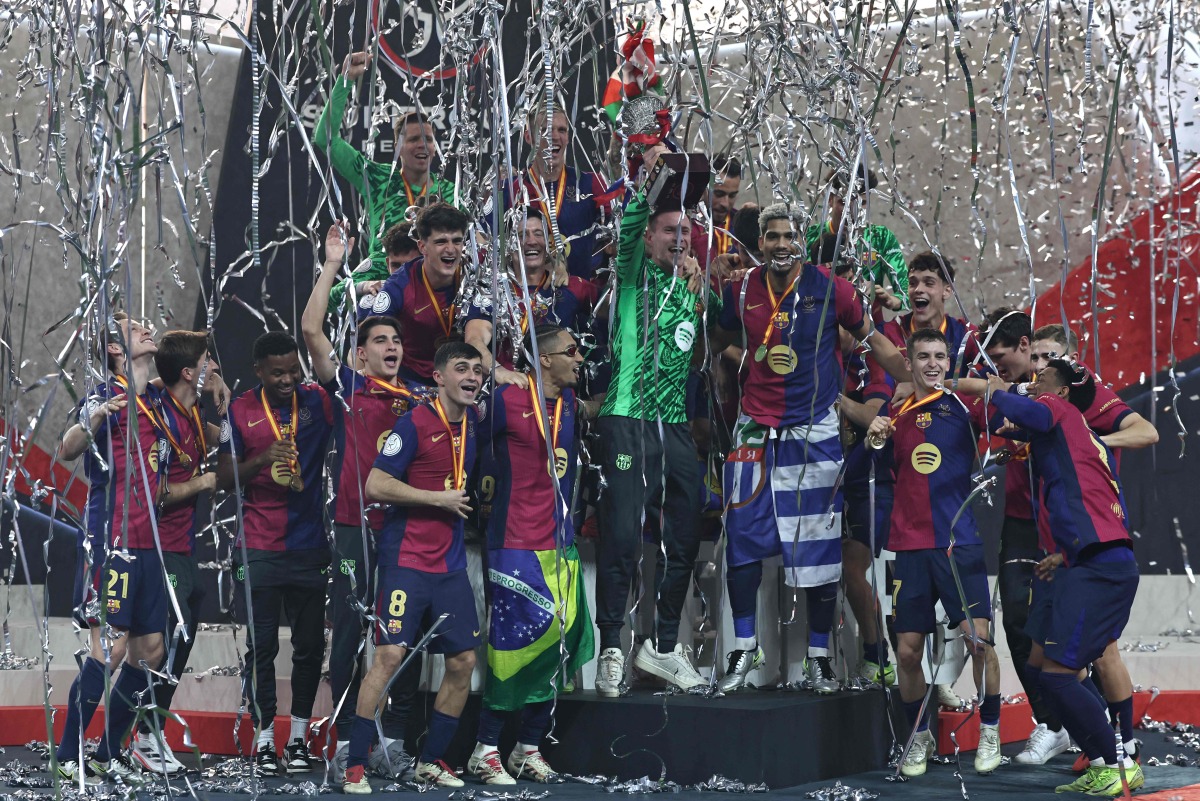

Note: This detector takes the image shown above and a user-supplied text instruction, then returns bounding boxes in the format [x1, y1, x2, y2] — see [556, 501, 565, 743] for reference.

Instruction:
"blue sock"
[517, 700, 553, 745]
[805, 582, 838, 653]
[420, 710, 459, 764]
[56, 658, 108, 763]
[1080, 673, 1106, 706]
[1041, 671, 1116, 764]
[476, 707, 505, 747]
[727, 562, 762, 634]
[903, 697, 929, 732]
[1107, 696, 1134, 744]
[980, 693, 1002, 726]
[348, 715, 377, 769]
[94, 667, 151, 762]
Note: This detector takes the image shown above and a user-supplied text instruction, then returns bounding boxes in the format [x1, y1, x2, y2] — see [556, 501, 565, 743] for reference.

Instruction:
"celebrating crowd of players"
[51, 47, 1160, 799]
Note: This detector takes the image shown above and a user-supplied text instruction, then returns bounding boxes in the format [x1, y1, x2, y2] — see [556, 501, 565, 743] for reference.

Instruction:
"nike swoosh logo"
[247, 418, 268, 428]
[523, 410, 537, 418]
[747, 303, 764, 310]
[432, 432, 446, 442]
[415, 304, 432, 315]
[472, 629, 481, 637]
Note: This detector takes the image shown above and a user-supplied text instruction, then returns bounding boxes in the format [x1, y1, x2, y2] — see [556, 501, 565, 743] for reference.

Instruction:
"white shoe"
[414, 759, 465, 788]
[632, 641, 706, 691]
[901, 729, 936, 778]
[467, 747, 516, 785]
[974, 723, 1002, 774]
[1013, 722, 1070, 765]
[595, 647, 625, 697]
[131, 730, 187, 776]
[507, 748, 556, 782]
[937, 683, 967, 710]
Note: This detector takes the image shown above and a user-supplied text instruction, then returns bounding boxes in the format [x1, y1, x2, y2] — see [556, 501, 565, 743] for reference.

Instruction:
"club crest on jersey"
[392, 398, 407, 415]
[801, 296, 816, 312]
[168, 574, 178, 588]
[236, 565, 246, 581]
[298, 406, 312, 423]
[387, 619, 403, 634]
[915, 412, 933, 429]
[107, 599, 121, 614]
[372, 293, 392, 314]
[772, 311, 790, 329]
[358, 294, 375, 309]
[615, 453, 632, 471]
[340, 559, 356, 576]
[1111, 502, 1124, 519]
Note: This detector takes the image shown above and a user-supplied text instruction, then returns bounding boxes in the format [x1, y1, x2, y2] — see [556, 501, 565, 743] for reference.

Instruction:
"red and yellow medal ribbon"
[164, 389, 206, 467]
[759, 277, 796, 350]
[514, 271, 551, 336]
[364, 374, 415, 399]
[113, 375, 168, 437]
[893, 388, 945, 420]
[432, 398, 467, 490]
[526, 380, 563, 451]
[259, 387, 300, 477]
[903, 314, 948, 341]
[713, 213, 731, 256]
[526, 167, 567, 253]
[401, 169, 429, 210]
[420, 264, 458, 338]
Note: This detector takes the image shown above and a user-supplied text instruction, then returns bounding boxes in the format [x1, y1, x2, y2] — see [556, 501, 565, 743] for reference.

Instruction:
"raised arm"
[1100, 412, 1159, 450]
[304, 223, 352, 385]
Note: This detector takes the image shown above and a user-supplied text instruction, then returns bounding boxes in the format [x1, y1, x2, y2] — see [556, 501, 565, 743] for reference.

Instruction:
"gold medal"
[259, 388, 301, 488]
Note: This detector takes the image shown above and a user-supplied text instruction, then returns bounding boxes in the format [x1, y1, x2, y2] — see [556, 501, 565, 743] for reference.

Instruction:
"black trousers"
[999, 515, 1061, 730]
[140, 551, 205, 734]
[329, 524, 421, 738]
[234, 548, 328, 726]
[595, 416, 701, 652]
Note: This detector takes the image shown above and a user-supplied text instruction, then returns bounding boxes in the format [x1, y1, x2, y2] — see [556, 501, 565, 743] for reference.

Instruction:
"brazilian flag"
[484, 544, 594, 711]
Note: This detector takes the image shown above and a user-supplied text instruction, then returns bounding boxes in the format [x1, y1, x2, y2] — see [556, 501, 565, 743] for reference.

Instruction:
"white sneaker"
[467, 747, 516, 785]
[901, 729, 936, 778]
[595, 647, 625, 697]
[974, 723, 1002, 774]
[632, 641, 706, 691]
[415, 759, 465, 788]
[507, 748, 556, 782]
[937, 683, 967, 710]
[131, 730, 187, 776]
[1013, 722, 1070, 765]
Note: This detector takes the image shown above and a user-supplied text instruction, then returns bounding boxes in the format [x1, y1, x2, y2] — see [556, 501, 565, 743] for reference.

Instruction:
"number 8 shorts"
[374, 566, 481, 654]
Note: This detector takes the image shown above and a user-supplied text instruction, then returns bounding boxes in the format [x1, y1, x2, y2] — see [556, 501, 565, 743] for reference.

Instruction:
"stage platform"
[6, 723, 1200, 800]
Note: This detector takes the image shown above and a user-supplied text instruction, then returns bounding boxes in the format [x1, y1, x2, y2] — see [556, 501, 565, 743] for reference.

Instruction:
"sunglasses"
[542, 344, 580, 357]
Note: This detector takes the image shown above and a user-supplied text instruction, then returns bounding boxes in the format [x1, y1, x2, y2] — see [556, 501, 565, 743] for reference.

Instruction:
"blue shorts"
[1044, 551, 1138, 670]
[1023, 566, 1062, 646]
[843, 482, 893, 556]
[375, 567, 480, 655]
[893, 545, 992, 633]
[101, 549, 169, 636]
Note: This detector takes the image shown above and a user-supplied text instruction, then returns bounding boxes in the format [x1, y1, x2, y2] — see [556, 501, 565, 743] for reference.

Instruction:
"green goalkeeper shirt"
[313, 76, 457, 312]
[599, 191, 715, 424]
